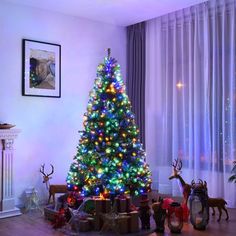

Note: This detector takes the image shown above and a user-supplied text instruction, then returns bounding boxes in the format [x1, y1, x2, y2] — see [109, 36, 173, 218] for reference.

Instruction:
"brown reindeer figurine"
[48, 185, 68, 204]
[191, 179, 229, 222]
[40, 164, 67, 204]
[40, 164, 54, 189]
[204, 181, 229, 222]
[169, 159, 191, 205]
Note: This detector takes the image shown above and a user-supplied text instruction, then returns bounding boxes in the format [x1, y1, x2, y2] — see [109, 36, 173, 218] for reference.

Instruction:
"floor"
[0, 207, 235, 236]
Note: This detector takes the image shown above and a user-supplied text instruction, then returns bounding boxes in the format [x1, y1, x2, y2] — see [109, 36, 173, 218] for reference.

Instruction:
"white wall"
[0, 1, 126, 205]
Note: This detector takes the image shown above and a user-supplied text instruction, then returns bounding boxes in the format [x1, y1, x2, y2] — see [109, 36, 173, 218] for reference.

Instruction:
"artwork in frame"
[22, 39, 61, 97]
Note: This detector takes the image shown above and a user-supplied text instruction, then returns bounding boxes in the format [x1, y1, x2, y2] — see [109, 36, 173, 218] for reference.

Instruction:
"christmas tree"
[67, 49, 151, 196]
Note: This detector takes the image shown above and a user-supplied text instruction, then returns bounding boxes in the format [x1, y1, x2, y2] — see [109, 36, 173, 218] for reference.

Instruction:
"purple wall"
[0, 1, 126, 206]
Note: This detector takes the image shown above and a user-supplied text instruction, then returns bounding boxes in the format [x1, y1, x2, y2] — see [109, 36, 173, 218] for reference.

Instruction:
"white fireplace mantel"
[0, 128, 21, 218]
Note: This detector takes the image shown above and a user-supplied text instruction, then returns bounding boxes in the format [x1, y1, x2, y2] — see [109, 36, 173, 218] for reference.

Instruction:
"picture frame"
[22, 39, 61, 98]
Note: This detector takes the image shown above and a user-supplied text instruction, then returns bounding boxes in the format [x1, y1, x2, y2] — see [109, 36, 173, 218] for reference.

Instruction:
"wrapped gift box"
[118, 211, 139, 233]
[94, 213, 103, 231]
[79, 220, 90, 232]
[94, 198, 111, 214]
[114, 196, 131, 213]
[117, 215, 130, 234]
[129, 211, 139, 232]
[92, 197, 111, 230]
[87, 217, 95, 230]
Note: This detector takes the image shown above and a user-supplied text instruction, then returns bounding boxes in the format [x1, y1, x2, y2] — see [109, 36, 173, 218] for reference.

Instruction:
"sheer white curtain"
[146, 0, 236, 207]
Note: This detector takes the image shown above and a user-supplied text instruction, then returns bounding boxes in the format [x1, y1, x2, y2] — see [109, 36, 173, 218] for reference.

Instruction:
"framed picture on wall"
[22, 39, 61, 98]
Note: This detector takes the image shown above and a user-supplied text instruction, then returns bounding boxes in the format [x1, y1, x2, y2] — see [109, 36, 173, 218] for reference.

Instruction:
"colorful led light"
[66, 53, 152, 196]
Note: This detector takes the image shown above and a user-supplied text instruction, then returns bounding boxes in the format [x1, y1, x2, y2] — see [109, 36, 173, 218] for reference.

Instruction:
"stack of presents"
[44, 193, 147, 234]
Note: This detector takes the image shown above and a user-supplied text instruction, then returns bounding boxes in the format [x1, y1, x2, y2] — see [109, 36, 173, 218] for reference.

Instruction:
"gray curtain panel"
[127, 22, 146, 147]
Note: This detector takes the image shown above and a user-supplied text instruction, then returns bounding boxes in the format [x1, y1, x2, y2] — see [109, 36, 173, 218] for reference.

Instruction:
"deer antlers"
[191, 179, 207, 189]
[169, 158, 183, 180]
[40, 164, 54, 189]
[172, 158, 182, 172]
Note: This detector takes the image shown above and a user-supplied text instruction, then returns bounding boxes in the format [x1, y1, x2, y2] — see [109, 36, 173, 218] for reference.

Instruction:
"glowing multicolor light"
[67, 51, 152, 196]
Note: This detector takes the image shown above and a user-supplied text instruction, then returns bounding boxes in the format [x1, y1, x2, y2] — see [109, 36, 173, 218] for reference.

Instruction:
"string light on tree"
[67, 49, 152, 196]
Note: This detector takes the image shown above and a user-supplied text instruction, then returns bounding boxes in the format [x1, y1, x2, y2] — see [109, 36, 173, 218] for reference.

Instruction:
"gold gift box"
[118, 211, 139, 233]
[114, 196, 131, 213]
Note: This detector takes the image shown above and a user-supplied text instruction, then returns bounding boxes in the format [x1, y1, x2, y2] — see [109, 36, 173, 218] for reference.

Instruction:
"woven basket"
[44, 205, 58, 221]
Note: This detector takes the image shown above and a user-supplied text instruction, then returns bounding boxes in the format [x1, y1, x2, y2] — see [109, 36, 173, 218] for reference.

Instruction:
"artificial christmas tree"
[67, 49, 151, 197]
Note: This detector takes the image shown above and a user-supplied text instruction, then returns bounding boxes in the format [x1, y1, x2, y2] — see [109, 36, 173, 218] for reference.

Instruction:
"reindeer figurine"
[203, 181, 229, 222]
[40, 164, 54, 189]
[40, 164, 68, 204]
[169, 160, 229, 222]
[169, 159, 191, 205]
